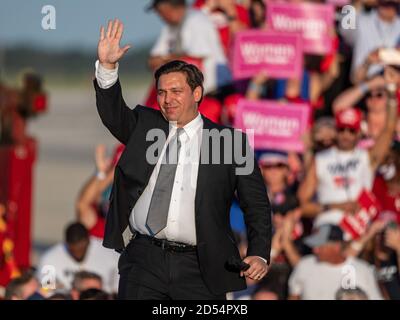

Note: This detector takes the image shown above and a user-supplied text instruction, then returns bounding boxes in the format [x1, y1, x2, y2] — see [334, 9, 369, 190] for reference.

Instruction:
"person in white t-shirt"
[36, 223, 119, 294]
[147, 0, 229, 94]
[298, 77, 398, 218]
[288, 224, 383, 300]
[340, 0, 400, 83]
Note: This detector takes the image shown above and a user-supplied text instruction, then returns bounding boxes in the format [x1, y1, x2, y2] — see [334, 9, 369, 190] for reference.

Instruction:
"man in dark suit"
[94, 19, 271, 300]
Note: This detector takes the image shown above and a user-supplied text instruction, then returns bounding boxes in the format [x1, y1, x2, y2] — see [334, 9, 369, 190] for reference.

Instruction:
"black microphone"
[226, 256, 250, 272]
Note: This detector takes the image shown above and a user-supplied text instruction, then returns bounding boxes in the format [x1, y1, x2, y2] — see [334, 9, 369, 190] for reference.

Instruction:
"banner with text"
[232, 30, 303, 79]
[340, 190, 381, 240]
[234, 99, 311, 152]
[266, 2, 334, 54]
[327, 0, 350, 7]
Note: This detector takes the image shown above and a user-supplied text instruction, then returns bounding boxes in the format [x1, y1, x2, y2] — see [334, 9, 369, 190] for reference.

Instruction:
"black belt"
[135, 233, 197, 253]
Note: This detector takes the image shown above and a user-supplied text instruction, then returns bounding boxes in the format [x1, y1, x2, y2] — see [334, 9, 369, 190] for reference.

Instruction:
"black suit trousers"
[117, 236, 226, 300]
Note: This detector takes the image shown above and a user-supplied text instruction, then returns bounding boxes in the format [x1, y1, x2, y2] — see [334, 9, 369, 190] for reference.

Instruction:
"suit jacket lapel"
[144, 113, 170, 177]
[195, 115, 215, 216]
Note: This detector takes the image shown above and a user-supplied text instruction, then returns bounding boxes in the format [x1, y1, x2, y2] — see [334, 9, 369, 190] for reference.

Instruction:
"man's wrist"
[96, 171, 106, 180]
[99, 61, 117, 70]
[95, 60, 119, 89]
[256, 256, 268, 265]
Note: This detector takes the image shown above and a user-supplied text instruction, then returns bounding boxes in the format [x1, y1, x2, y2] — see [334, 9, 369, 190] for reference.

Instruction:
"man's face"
[261, 163, 289, 187]
[336, 126, 359, 151]
[313, 242, 342, 262]
[155, 3, 185, 25]
[366, 89, 388, 113]
[67, 239, 89, 262]
[313, 126, 337, 152]
[157, 72, 201, 126]
[20, 278, 39, 300]
[378, 0, 400, 20]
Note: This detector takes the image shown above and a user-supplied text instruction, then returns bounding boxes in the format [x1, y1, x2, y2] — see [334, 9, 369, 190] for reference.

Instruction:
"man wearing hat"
[288, 224, 383, 300]
[299, 72, 398, 218]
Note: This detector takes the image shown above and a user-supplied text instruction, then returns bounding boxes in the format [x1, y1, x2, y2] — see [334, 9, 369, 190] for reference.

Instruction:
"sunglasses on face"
[366, 91, 386, 99]
[262, 163, 287, 169]
[337, 127, 358, 134]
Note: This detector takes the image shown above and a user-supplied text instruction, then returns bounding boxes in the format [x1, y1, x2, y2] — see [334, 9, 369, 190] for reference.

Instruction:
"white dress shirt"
[95, 60, 119, 89]
[130, 115, 203, 245]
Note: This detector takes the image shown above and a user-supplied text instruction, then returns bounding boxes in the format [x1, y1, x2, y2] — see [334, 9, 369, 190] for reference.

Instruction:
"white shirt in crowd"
[151, 8, 227, 93]
[315, 147, 373, 205]
[36, 237, 119, 293]
[289, 255, 383, 300]
[340, 9, 400, 78]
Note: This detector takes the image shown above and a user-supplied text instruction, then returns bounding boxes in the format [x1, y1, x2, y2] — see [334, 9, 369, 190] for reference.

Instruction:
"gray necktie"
[146, 128, 184, 236]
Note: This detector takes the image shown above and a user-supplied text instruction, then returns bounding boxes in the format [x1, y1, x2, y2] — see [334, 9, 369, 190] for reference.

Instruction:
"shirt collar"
[169, 112, 203, 140]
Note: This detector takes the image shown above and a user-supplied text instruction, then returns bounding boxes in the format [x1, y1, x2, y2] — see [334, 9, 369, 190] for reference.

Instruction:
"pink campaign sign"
[327, 0, 350, 6]
[234, 99, 311, 152]
[232, 30, 303, 79]
[266, 2, 334, 54]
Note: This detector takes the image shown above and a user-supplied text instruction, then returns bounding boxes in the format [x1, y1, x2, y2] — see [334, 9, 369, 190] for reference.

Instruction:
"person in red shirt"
[373, 140, 400, 224]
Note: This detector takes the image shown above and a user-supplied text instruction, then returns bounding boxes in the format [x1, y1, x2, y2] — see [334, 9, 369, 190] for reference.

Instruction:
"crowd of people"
[2, 0, 400, 300]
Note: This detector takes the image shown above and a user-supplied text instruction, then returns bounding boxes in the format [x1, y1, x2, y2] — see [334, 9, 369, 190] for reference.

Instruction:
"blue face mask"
[379, 163, 397, 181]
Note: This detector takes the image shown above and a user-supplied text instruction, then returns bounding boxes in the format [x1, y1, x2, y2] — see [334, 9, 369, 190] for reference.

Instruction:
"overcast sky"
[0, 0, 165, 50]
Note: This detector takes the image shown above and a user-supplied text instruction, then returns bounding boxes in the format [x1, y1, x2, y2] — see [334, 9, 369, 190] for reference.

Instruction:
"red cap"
[335, 108, 362, 131]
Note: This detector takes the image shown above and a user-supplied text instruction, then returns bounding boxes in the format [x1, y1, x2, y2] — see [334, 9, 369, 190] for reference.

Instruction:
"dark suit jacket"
[94, 79, 272, 295]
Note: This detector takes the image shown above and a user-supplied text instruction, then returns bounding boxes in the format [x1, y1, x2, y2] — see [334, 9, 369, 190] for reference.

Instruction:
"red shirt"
[372, 175, 400, 224]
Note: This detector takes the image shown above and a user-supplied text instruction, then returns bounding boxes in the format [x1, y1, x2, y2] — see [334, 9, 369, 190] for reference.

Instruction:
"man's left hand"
[240, 256, 269, 281]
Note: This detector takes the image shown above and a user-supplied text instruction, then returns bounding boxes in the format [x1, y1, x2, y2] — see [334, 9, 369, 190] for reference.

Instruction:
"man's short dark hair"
[65, 222, 89, 244]
[71, 271, 103, 291]
[79, 288, 110, 300]
[47, 292, 72, 300]
[335, 287, 369, 300]
[154, 60, 204, 104]
[147, 0, 186, 11]
[5, 270, 36, 300]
